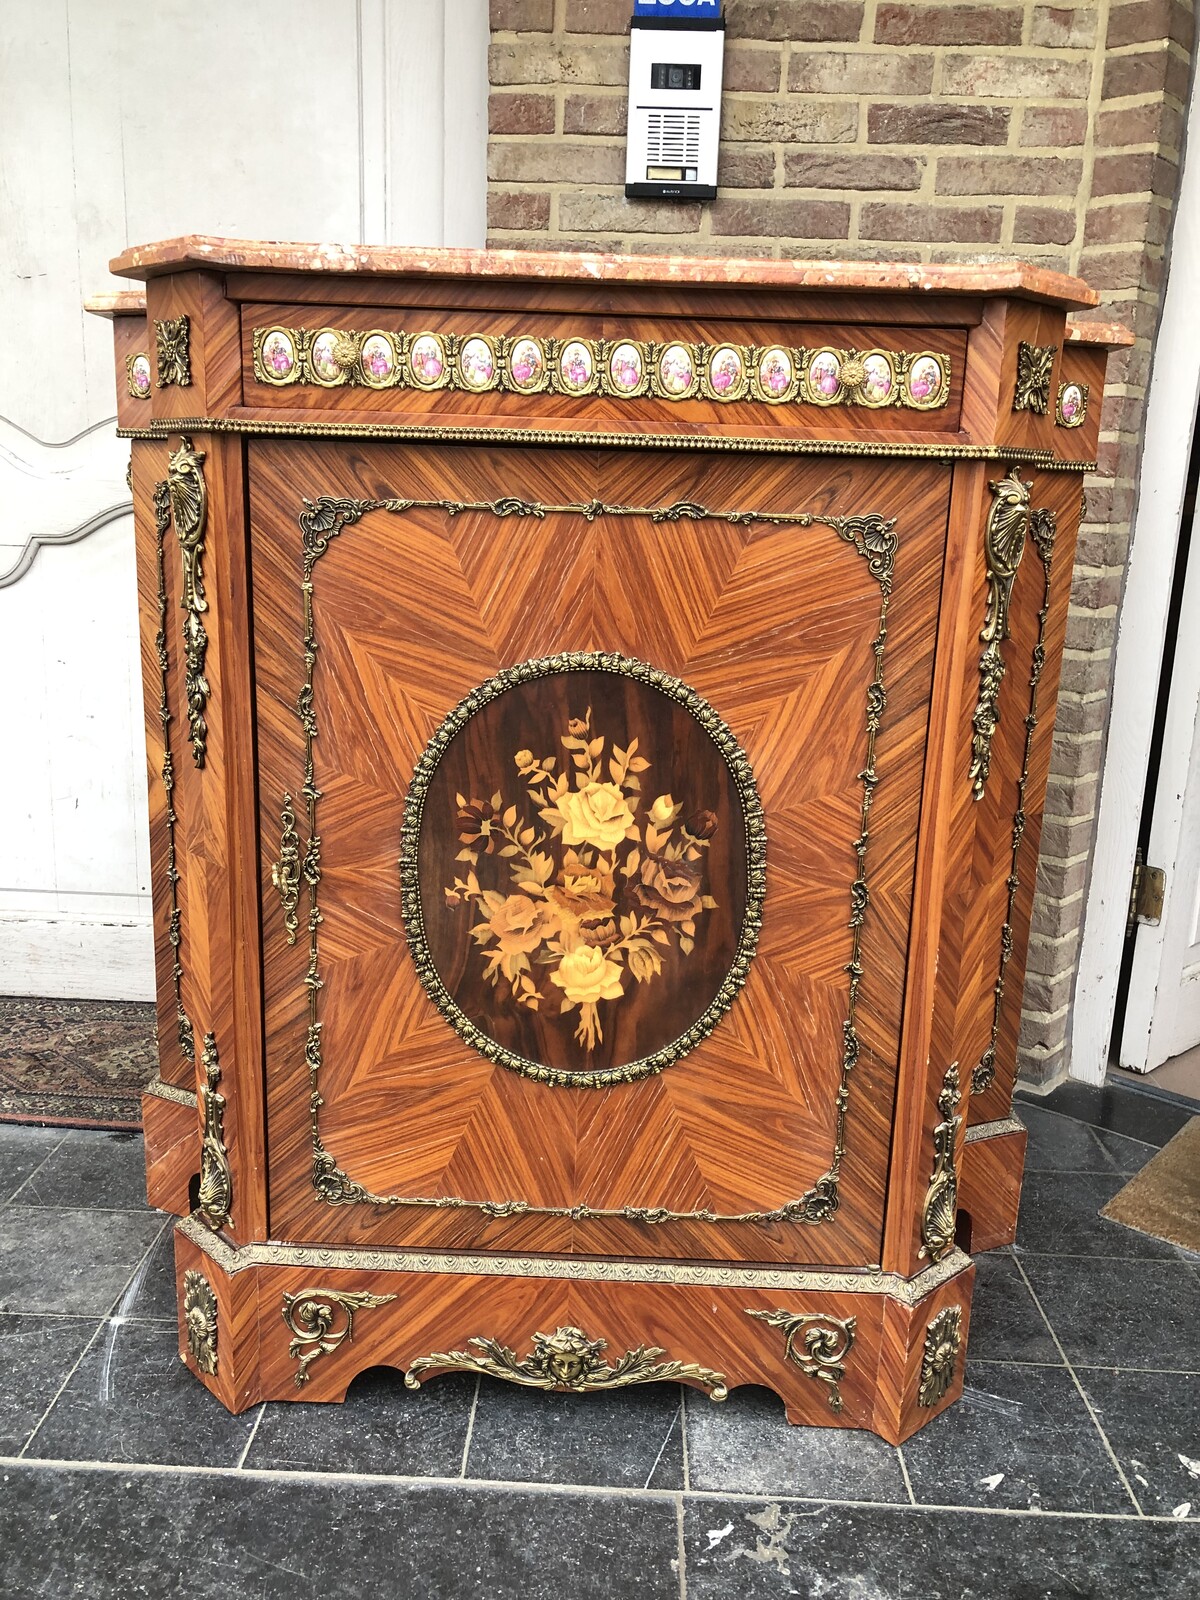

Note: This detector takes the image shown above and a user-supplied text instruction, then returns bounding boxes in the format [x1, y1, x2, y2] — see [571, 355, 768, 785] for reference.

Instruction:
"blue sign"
[633, 0, 722, 17]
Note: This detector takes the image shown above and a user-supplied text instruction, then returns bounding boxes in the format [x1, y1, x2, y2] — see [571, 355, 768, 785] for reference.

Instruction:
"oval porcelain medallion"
[400, 653, 765, 1087]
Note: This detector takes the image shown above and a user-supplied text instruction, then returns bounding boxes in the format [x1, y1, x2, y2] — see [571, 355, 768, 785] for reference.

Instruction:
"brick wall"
[486, 0, 1195, 1088]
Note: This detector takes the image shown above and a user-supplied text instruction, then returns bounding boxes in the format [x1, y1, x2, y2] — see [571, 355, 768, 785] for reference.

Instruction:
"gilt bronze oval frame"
[399, 650, 767, 1089]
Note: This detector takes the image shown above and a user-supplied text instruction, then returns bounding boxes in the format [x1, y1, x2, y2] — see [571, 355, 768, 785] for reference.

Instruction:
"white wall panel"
[0, 0, 487, 999]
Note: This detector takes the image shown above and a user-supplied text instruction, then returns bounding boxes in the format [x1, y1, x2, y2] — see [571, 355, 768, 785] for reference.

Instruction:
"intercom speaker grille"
[646, 109, 702, 167]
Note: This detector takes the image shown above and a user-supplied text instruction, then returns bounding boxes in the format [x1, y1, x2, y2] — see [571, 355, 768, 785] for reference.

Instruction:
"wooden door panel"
[253, 439, 949, 1266]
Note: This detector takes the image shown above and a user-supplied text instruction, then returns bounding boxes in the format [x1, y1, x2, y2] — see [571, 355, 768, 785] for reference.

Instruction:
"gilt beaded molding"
[277, 491, 896, 1229]
[116, 417, 1097, 473]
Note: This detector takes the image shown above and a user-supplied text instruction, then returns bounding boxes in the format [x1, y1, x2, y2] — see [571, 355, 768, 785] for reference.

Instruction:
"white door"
[1121, 506, 1200, 1071]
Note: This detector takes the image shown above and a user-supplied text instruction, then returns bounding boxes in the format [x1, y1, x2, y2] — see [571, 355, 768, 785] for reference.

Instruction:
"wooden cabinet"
[94, 240, 1123, 1440]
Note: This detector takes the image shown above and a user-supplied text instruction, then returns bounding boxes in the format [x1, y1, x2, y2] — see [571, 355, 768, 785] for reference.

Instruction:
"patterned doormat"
[1101, 1116, 1200, 1255]
[0, 997, 158, 1130]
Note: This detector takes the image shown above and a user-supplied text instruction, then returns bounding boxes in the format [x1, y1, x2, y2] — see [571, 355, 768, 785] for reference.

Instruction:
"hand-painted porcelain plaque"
[360, 332, 398, 386]
[127, 352, 152, 398]
[558, 339, 595, 393]
[310, 331, 343, 384]
[656, 343, 696, 398]
[807, 350, 842, 403]
[509, 337, 546, 392]
[409, 333, 447, 389]
[403, 655, 764, 1087]
[261, 329, 297, 381]
[860, 353, 895, 405]
[707, 345, 746, 398]
[458, 336, 496, 391]
[1055, 380, 1088, 427]
[608, 341, 644, 394]
[906, 354, 944, 406]
[756, 346, 796, 402]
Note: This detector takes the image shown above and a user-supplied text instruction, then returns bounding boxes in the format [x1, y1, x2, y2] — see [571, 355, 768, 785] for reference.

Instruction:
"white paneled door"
[0, 0, 487, 998]
[1120, 504, 1200, 1071]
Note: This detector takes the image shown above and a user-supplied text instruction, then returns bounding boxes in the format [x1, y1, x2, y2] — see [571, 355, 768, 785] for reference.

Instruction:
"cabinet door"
[252, 439, 949, 1267]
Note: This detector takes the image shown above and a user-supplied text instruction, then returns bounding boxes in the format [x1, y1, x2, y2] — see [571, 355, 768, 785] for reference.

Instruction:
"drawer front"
[240, 300, 968, 440]
[252, 439, 949, 1266]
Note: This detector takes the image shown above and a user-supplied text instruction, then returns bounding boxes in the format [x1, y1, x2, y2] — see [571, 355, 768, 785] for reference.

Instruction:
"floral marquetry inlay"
[407, 654, 764, 1087]
[250, 324, 952, 412]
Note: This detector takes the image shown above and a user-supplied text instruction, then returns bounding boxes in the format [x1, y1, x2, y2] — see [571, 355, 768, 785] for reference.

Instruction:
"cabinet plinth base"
[172, 1214, 973, 1444]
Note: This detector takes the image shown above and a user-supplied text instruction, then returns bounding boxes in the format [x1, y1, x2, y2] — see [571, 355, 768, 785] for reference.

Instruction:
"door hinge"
[1126, 849, 1167, 936]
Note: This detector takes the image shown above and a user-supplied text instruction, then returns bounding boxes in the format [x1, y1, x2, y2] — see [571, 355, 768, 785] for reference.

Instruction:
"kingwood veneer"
[91, 240, 1125, 1441]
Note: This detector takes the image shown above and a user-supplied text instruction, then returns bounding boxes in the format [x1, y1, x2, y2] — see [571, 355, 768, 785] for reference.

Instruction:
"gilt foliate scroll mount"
[968, 468, 1032, 802]
[166, 436, 210, 768]
[404, 1323, 729, 1402]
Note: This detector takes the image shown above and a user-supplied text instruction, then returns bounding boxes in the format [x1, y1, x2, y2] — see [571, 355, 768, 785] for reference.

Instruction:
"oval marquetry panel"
[408, 655, 756, 1085]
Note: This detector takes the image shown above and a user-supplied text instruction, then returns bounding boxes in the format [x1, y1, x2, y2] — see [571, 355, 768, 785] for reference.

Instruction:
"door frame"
[1072, 64, 1200, 1084]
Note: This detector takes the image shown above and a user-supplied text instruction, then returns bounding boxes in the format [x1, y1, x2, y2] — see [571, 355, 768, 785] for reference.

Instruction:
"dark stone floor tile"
[1016, 1168, 1188, 1260]
[968, 1249, 1061, 1364]
[9, 1129, 148, 1211]
[1019, 1104, 1119, 1173]
[118, 1215, 179, 1321]
[686, 1383, 907, 1502]
[0, 1313, 101, 1454]
[1091, 1126, 1157, 1174]
[1079, 1368, 1200, 1519]
[1022, 1256, 1200, 1371]
[0, 1125, 63, 1202]
[26, 1319, 258, 1468]
[903, 1360, 1131, 1513]
[684, 1498, 1200, 1600]
[247, 1366, 476, 1479]
[0, 1464, 682, 1600]
[1020, 1081, 1193, 1149]
[0, 1206, 164, 1315]
[465, 1374, 685, 1489]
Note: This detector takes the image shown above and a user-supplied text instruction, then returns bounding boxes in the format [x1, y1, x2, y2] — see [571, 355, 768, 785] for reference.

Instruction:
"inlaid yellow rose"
[486, 894, 558, 955]
[556, 781, 634, 851]
[550, 943, 625, 1005]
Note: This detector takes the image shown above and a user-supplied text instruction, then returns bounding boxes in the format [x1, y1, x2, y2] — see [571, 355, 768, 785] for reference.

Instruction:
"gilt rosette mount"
[400, 651, 767, 1088]
[183, 1270, 218, 1376]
